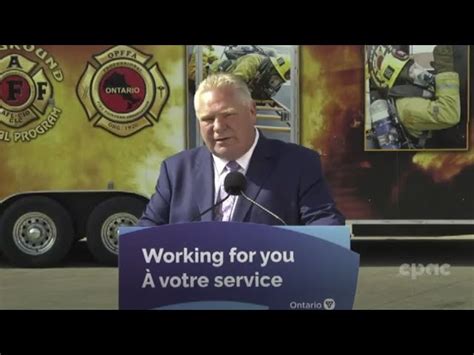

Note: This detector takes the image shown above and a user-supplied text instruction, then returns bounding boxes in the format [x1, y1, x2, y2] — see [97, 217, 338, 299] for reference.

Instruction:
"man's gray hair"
[194, 72, 253, 109]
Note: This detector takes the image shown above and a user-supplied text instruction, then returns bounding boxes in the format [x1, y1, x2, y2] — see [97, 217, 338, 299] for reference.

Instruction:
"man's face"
[196, 86, 257, 161]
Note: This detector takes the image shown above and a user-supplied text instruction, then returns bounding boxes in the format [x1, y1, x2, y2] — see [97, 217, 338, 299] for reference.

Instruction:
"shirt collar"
[212, 128, 260, 175]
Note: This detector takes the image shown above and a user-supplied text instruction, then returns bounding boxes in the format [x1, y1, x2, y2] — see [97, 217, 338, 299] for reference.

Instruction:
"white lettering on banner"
[259, 250, 295, 267]
[139, 247, 296, 290]
[142, 247, 224, 268]
[214, 273, 283, 288]
[142, 272, 284, 289]
[157, 274, 210, 288]
[142, 269, 155, 288]
[228, 247, 257, 263]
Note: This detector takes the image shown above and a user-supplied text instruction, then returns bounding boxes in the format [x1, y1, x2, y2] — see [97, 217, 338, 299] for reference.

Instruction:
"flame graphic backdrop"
[1, 45, 472, 219]
[301, 45, 473, 219]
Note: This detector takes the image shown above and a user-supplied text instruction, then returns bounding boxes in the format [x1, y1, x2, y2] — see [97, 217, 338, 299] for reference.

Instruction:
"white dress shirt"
[212, 128, 260, 220]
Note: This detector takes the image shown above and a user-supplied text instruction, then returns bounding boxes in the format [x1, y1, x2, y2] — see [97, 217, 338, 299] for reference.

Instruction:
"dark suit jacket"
[138, 134, 345, 226]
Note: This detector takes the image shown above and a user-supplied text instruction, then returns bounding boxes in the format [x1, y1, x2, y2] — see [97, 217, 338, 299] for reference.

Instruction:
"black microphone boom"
[225, 171, 287, 225]
[240, 191, 287, 225]
[191, 194, 231, 222]
[192, 171, 244, 222]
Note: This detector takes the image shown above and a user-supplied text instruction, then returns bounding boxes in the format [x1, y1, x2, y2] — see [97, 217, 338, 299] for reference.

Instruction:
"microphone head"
[224, 171, 246, 195]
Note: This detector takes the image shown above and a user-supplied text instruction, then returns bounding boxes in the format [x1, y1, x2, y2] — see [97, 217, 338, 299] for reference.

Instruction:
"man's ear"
[249, 100, 257, 121]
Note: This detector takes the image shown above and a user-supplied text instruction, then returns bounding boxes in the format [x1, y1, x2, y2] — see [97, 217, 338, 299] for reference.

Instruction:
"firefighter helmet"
[270, 55, 291, 81]
[246, 55, 291, 100]
[368, 45, 411, 89]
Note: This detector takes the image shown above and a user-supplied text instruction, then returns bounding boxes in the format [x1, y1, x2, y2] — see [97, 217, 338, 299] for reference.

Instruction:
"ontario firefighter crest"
[77, 45, 169, 137]
[0, 50, 61, 143]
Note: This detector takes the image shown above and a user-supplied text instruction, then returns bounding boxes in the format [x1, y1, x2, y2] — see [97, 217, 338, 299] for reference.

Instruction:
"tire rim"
[13, 212, 57, 255]
[101, 213, 138, 254]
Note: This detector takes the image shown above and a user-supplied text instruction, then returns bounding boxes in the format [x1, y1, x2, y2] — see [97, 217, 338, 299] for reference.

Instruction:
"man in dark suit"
[138, 73, 344, 226]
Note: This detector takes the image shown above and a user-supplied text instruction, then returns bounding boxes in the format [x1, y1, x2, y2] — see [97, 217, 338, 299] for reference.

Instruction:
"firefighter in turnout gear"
[209, 51, 291, 100]
[367, 45, 460, 149]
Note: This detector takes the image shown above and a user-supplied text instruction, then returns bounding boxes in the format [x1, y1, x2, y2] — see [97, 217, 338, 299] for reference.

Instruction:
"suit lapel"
[232, 135, 275, 222]
[194, 147, 215, 221]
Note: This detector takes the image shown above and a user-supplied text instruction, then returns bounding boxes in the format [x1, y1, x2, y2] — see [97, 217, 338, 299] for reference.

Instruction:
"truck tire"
[0, 196, 74, 267]
[86, 196, 146, 266]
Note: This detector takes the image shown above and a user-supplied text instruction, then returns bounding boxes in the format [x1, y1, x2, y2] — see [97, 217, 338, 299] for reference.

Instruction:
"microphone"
[225, 171, 287, 225]
[224, 170, 247, 195]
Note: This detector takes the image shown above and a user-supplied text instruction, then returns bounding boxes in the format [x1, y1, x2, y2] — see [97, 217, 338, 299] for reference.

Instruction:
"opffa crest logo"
[77, 45, 169, 137]
[0, 45, 63, 143]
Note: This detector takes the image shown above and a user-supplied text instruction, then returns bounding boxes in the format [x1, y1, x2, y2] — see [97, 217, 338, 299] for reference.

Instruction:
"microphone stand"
[240, 191, 287, 225]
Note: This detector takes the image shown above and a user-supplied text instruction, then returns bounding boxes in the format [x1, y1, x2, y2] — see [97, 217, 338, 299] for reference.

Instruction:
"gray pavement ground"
[0, 236, 472, 310]
[352, 236, 473, 309]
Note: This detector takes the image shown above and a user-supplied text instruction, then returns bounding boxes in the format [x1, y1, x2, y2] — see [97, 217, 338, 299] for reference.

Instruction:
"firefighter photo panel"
[364, 45, 470, 151]
[300, 45, 474, 220]
[186, 45, 297, 145]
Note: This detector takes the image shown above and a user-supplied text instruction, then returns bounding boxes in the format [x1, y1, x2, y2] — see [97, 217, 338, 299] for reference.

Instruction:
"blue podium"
[119, 222, 359, 310]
